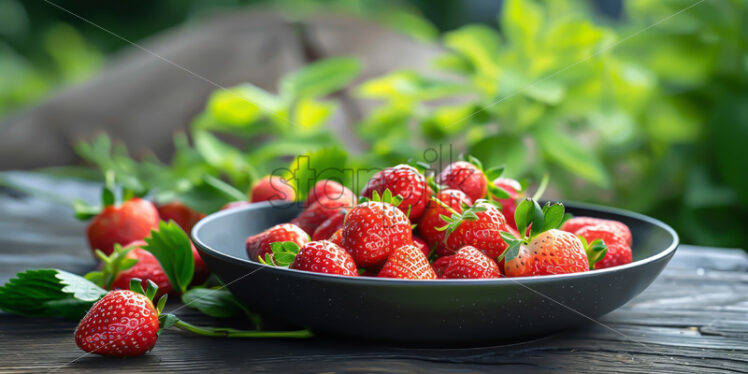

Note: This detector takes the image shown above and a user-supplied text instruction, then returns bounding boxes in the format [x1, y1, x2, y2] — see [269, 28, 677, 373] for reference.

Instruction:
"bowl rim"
[192, 200, 679, 285]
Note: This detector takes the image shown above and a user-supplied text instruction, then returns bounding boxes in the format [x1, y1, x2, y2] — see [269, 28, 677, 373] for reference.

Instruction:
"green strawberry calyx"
[259, 241, 301, 267]
[578, 236, 608, 270]
[432, 196, 488, 242]
[84, 243, 141, 289]
[497, 198, 566, 263]
[497, 198, 607, 268]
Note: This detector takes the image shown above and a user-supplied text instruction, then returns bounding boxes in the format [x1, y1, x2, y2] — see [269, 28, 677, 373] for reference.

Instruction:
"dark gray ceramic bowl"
[192, 201, 678, 342]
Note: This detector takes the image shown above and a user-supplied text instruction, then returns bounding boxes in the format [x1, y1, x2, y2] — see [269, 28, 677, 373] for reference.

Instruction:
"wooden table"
[1, 173, 747, 373]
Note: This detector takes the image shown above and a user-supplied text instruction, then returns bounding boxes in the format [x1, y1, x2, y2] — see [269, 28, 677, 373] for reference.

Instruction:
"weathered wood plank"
[0, 175, 746, 373]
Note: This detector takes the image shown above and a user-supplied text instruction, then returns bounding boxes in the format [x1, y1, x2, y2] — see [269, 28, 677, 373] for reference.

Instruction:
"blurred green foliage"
[3, 0, 747, 248]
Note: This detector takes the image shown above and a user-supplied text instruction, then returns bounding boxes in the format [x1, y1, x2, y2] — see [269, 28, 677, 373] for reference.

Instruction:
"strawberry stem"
[172, 319, 313, 338]
[429, 196, 460, 217]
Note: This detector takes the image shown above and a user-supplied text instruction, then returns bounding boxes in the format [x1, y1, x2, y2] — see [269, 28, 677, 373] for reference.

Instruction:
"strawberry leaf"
[542, 202, 565, 231]
[144, 220, 195, 294]
[182, 287, 262, 327]
[581, 237, 608, 270]
[266, 241, 300, 267]
[484, 166, 505, 181]
[528, 199, 545, 238]
[130, 278, 146, 294]
[72, 199, 102, 220]
[158, 313, 180, 335]
[487, 183, 511, 199]
[514, 198, 535, 239]
[467, 154, 483, 170]
[0, 269, 107, 319]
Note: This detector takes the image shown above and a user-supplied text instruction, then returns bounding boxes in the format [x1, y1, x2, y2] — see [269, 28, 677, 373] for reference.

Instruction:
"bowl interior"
[193, 200, 677, 275]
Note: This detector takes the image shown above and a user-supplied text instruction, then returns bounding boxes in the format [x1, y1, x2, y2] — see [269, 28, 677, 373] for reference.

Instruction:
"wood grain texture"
[0, 177, 746, 373]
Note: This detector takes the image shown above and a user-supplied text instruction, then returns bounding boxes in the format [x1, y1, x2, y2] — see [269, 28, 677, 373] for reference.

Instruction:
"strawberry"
[87, 197, 160, 256]
[444, 246, 501, 279]
[574, 224, 633, 269]
[305, 180, 357, 209]
[111, 244, 172, 298]
[561, 217, 632, 246]
[436, 161, 487, 202]
[431, 255, 453, 278]
[342, 201, 412, 268]
[190, 240, 210, 285]
[412, 235, 430, 258]
[245, 223, 309, 262]
[311, 209, 346, 241]
[499, 199, 606, 276]
[440, 200, 509, 258]
[75, 289, 159, 357]
[361, 164, 431, 221]
[250, 176, 295, 203]
[291, 197, 347, 235]
[263, 241, 358, 277]
[378, 244, 437, 280]
[505, 229, 589, 276]
[491, 178, 522, 230]
[156, 201, 205, 233]
[329, 228, 344, 248]
[417, 189, 472, 256]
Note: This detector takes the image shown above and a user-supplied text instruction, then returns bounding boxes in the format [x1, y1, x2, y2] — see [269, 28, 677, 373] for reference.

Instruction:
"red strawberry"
[111, 243, 172, 298]
[412, 235, 430, 258]
[246, 223, 309, 262]
[342, 201, 412, 268]
[292, 197, 347, 235]
[431, 255, 453, 278]
[250, 176, 295, 203]
[361, 164, 431, 221]
[87, 197, 160, 256]
[221, 201, 251, 211]
[593, 243, 633, 269]
[418, 189, 472, 256]
[492, 178, 522, 230]
[156, 201, 205, 233]
[378, 244, 437, 280]
[329, 228, 344, 248]
[436, 161, 487, 202]
[442, 200, 509, 258]
[562, 217, 632, 246]
[305, 180, 357, 209]
[288, 241, 358, 277]
[75, 290, 159, 357]
[312, 209, 346, 241]
[444, 246, 501, 279]
[574, 224, 632, 269]
[504, 229, 589, 277]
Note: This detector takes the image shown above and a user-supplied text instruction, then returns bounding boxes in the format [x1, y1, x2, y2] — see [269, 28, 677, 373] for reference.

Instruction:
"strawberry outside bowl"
[191, 201, 679, 343]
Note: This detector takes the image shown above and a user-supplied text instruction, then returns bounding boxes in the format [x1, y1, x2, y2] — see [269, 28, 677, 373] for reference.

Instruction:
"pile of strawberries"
[246, 161, 634, 279]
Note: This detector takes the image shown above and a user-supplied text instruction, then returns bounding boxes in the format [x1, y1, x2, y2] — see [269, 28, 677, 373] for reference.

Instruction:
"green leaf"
[484, 166, 505, 181]
[0, 269, 107, 320]
[443, 25, 501, 79]
[502, 0, 545, 53]
[514, 198, 535, 238]
[280, 57, 360, 100]
[143, 221, 195, 293]
[528, 199, 545, 238]
[542, 202, 565, 231]
[537, 126, 610, 187]
[181, 288, 246, 319]
[293, 98, 337, 131]
[158, 313, 179, 335]
[72, 199, 101, 220]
